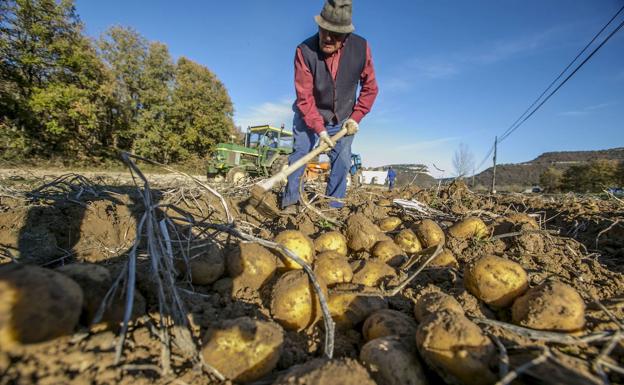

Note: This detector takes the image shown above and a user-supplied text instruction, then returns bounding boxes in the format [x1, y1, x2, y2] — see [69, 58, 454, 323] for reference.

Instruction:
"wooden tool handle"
[256, 127, 348, 192]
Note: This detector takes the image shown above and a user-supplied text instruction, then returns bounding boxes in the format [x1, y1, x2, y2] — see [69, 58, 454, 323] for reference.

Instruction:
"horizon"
[75, 0, 624, 178]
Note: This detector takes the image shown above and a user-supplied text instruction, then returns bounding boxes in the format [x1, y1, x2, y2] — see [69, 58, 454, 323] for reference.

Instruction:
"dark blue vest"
[297, 33, 367, 124]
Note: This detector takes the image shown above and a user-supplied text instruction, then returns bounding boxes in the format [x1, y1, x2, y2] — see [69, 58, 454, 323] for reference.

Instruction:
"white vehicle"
[361, 170, 388, 185]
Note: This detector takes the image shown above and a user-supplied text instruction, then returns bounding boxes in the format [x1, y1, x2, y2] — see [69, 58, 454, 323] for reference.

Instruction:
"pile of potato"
[462, 254, 585, 332]
[0, 205, 591, 385]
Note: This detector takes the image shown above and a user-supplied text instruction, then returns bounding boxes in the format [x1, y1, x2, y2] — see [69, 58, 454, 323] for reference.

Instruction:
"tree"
[0, 0, 111, 158]
[588, 159, 619, 190]
[539, 167, 563, 192]
[98, 26, 148, 149]
[132, 42, 176, 162]
[1, 2, 236, 163]
[561, 159, 619, 192]
[452, 142, 475, 178]
[168, 57, 235, 161]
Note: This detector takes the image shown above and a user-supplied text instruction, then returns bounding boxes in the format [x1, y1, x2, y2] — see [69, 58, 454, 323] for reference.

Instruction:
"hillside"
[473, 147, 624, 188]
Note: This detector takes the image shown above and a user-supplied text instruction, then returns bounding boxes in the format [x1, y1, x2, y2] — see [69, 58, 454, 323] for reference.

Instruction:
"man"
[387, 166, 396, 191]
[281, 0, 378, 212]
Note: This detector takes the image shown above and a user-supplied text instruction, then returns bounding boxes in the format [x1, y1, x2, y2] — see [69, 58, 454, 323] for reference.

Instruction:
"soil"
[1, 170, 624, 384]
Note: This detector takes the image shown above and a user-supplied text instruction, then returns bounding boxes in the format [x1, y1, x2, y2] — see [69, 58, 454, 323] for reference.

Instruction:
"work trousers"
[281, 113, 353, 208]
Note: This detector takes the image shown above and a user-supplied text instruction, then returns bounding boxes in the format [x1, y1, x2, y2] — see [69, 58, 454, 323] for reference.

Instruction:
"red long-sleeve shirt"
[294, 39, 378, 134]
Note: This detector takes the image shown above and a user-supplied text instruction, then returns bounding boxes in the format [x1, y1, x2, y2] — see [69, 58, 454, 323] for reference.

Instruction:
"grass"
[0, 156, 207, 176]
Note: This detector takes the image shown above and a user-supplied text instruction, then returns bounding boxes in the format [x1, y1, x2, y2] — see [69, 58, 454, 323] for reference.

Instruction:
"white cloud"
[408, 59, 459, 79]
[354, 134, 460, 179]
[394, 136, 460, 152]
[558, 102, 617, 116]
[467, 31, 551, 65]
[235, 99, 294, 130]
[383, 58, 459, 92]
[384, 28, 559, 93]
[384, 77, 412, 92]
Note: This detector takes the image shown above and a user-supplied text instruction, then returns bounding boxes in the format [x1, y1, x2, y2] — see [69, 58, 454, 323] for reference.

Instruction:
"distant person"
[281, 0, 378, 213]
[387, 167, 396, 191]
[269, 133, 278, 148]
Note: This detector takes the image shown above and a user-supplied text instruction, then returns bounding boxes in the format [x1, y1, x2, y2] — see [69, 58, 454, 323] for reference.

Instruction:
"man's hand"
[342, 118, 359, 135]
[319, 130, 335, 149]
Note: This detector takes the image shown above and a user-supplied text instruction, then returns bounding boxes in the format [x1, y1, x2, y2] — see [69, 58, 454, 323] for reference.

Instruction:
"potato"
[511, 280, 585, 331]
[227, 242, 277, 293]
[328, 293, 387, 329]
[314, 251, 353, 286]
[0, 264, 83, 348]
[464, 254, 528, 307]
[377, 232, 394, 243]
[493, 213, 539, 235]
[377, 217, 402, 232]
[414, 291, 464, 322]
[448, 217, 489, 240]
[346, 214, 384, 252]
[360, 336, 427, 385]
[202, 317, 283, 383]
[56, 263, 111, 324]
[416, 310, 496, 385]
[274, 358, 376, 385]
[56, 263, 146, 328]
[394, 229, 422, 253]
[371, 240, 405, 266]
[274, 230, 315, 269]
[378, 198, 393, 207]
[412, 219, 445, 248]
[177, 243, 225, 285]
[270, 270, 327, 331]
[212, 277, 233, 297]
[352, 259, 396, 287]
[430, 248, 459, 268]
[506, 213, 539, 229]
[362, 309, 417, 342]
[314, 231, 348, 256]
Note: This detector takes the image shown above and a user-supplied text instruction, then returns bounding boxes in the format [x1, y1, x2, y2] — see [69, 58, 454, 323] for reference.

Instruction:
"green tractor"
[207, 124, 293, 183]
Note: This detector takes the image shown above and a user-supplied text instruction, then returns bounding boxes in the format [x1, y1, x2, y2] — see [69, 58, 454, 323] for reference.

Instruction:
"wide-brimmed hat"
[314, 0, 354, 34]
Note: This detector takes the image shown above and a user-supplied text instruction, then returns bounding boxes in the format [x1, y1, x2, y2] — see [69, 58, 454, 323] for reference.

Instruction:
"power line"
[475, 143, 495, 171]
[499, 16, 624, 143]
[498, 4, 624, 141]
[475, 4, 624, 174]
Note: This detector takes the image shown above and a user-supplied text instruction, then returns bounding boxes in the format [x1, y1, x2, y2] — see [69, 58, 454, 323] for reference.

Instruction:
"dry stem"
[495, 346, 552, 385]
[474, 318, 614, 345]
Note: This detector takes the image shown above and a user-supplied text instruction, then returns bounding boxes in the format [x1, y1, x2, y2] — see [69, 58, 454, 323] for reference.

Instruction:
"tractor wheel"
[270, 156, 289, 185]
[207, 172, 224, 182]
[226, 168, 246, 184]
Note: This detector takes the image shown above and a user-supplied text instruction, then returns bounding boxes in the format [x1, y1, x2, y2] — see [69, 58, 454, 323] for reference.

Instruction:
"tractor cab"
[246, 124, 293, 148]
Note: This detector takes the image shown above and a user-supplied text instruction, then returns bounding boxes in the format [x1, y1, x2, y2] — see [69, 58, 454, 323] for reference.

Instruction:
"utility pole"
[491, 136, 498, 194]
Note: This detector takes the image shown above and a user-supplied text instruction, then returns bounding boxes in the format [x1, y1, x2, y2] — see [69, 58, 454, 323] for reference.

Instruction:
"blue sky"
[75, 0, 624, 177]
